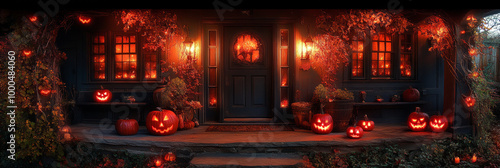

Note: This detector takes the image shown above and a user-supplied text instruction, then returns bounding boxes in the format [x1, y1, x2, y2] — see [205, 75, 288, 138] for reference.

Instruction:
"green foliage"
[304, 135, 500, 168]
[313, 84, 330, 103]
[331, 88, 354, 100]
[162, 77, 188, 112]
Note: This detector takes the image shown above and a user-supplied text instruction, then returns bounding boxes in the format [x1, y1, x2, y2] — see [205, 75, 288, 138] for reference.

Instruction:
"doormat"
[206, 125, 294, 132]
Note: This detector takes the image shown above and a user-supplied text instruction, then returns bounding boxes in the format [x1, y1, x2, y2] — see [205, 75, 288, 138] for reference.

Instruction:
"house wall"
[59, 9, 444, 125]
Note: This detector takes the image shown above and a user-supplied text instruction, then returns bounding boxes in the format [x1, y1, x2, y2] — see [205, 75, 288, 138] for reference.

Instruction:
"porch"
[70, 124, 451, 167]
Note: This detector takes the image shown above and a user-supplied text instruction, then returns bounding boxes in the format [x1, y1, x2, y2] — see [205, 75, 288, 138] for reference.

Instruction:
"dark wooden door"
[223, 26, 273, 118]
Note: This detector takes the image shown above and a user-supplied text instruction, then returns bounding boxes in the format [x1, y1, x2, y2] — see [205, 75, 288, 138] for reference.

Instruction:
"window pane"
[92, 34, 106, 80]
[115, 35, 137, 80]
[116, 36, 122, 43]
[351, 38, 364, 77]
[116, 45, 122, 53]
[371, 33, 393, 78]
[130, 44, 136, 53]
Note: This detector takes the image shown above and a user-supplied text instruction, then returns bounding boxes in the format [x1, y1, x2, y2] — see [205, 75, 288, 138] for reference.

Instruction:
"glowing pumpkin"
[311, 114, 333, 134]
[146, 107, 179, 136]
[115, 118, 139, 135]
[407, 107, 429, 131]
[346, 125, 364, 139]
[462, 94, 476, 111]
[429, 114, 448, 132]
[40, 89, 52, 97]
[357, 114, 374, 131]
[93, 86, 112, 103]
[164, 152, 176, 162]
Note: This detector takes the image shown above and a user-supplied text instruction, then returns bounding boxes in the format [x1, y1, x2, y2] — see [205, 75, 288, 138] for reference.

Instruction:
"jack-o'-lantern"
[93, 86, 112, 103]
[429, 114, 448, 132]
[408, 107, 429, 131]
[115, 118, 139, 135]
[40, 89, 52, 97]
[311, 113, 333, 134]
[146, 107, 179, 136]
[462, 94, 476, 111]
[346, 124, 364, 139]
[357, 114, 374, 131]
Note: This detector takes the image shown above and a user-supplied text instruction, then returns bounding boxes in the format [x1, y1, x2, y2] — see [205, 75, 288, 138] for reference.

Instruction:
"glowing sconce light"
[78, 15, 91, 24]
[302, 36, 313, 60]
[209, 98, 217, 106]
[183, 37, 194, 60]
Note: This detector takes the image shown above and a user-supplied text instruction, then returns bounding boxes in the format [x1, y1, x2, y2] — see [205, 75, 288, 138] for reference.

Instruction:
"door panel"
[223, 25, 273, 118]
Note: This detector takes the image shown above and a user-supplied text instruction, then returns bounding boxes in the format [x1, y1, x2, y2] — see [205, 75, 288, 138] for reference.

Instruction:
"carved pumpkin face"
[356, 115, 374, 131]
[93, 88, 112, 102]
[311, 114, 333, 134]
[164, 152, 176, 162]
[146, 108, 179, 136]
[408, 107, 429, 131]
[40, 89, 51, 97]
[346, 126, 364, 139]
[429, 115, 448, 132]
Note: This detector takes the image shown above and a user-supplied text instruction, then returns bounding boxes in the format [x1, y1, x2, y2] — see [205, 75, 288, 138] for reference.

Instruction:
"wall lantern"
[302, 36, 313, 60]
[183, 37, 194, 60]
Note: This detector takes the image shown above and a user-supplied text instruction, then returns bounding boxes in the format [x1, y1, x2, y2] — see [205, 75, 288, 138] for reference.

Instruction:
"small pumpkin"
[357, 114, 374, 131]
[94, 85, 112, 103]
[164, 152, 176, 162]
[311, 113, 333, 134]
[429, 113, 448, 133]
[346, 124, 364, 139]
[408, 107, 429, 131]
[184, 121, 195, 129]
[146, 107, 179, 136]
[403, 86, 420, 102]
[115, 118, 139, 135]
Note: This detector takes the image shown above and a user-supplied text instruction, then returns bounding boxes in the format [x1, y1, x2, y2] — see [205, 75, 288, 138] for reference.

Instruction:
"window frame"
[347, 31, 417, 81]
[87, 31, 161, 83]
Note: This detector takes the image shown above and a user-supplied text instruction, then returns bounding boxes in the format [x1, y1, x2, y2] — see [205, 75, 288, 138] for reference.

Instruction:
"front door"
[223, 26, 273, 118]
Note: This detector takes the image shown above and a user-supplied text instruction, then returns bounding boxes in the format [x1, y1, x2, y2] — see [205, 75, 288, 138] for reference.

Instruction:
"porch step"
[189, 153, 304, 168]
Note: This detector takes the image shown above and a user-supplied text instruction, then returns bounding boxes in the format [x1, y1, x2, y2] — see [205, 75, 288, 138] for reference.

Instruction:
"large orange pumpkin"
[146, 107, 179, 136]
[403, 86, 420, 102]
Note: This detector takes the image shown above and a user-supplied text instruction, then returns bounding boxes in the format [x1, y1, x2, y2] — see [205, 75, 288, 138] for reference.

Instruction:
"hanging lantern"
[302, 36, 313, 60]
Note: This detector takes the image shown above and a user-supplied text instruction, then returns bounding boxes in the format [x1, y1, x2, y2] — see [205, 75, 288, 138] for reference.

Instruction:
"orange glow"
[29, 16, 37, 22]
[471, 154, 477, 163]
[281, 76, 287, 86]
[78, 15, 91, 24]
[470, 71, 479, 78]
[464, 95, 476, 108]
[210, 98, 217, 106]
[234, 34, 260, 63]
[469, 48, 477, 56]
[281, 99, 288, 108]
[460, 30, 466, 34]
[155, 159, 162, 167]
[454, 157, 460, 164]
[40, 89, 51, 96]
[23, 50, 32, 57]
[98, 74, 105, 79]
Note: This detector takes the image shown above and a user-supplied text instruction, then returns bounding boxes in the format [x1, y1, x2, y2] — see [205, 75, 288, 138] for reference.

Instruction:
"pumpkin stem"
[320, 103, 325, 114]
[364, 114, 369, 121]
[415, 107, 421, 113]
[100, 85, 104, 90]
[156, 107, 162, 111]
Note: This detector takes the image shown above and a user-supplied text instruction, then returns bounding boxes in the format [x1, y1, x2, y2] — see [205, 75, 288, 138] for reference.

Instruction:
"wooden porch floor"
[70, 124, 451, 155]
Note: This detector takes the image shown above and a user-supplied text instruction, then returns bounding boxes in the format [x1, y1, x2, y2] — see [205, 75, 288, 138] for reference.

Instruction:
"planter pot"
[152, 84, 167, 108]
[291, 102, 312, 129]
[324, 99, 354, 132]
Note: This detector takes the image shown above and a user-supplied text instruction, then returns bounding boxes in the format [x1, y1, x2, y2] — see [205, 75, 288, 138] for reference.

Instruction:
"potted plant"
[291, 90, 313, 129]
[326, 88, 354, 132]
[161, 77, 200, 130]
[313, 84, 354, 132]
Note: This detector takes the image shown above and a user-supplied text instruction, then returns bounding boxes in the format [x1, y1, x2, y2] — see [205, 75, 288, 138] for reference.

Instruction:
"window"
[350, 32, 415, 80]
[92, 33, 106, 80]
[90, 33, 159, 82]
[371, 33, 393, 78]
